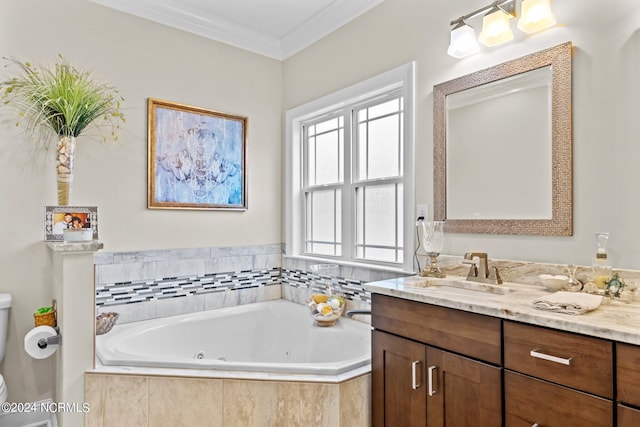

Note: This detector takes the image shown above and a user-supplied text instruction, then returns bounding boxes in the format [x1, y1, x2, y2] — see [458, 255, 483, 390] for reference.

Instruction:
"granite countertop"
[365, 275, 640, 346]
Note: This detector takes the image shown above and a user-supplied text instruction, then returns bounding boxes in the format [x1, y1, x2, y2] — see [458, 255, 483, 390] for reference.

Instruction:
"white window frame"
[285, 62, 415, 272]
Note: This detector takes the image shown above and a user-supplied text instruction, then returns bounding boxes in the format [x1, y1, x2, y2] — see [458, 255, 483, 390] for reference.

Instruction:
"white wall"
[283, 0, 640, 269]
[0, 0, 282, 402]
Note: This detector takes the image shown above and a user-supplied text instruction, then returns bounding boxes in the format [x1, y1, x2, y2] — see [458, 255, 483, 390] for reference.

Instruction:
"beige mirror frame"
[434, 42, 573, 235]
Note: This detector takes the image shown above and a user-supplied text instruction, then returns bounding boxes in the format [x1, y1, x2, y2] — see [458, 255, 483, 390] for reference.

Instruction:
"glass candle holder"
[421, 221, 446, 278]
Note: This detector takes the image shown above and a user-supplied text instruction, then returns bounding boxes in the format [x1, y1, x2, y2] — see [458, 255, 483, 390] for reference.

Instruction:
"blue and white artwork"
[151, 102, 246, 209]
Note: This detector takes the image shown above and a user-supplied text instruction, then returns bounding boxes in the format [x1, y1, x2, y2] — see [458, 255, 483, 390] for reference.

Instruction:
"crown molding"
[91, 0, 384, 60]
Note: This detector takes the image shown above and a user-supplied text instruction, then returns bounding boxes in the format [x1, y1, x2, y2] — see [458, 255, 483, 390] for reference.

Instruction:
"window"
[286, 63, 415, 271]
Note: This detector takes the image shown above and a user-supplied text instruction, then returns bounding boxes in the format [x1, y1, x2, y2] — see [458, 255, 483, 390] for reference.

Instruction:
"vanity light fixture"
[478, 4, 515, 47]
[447, 20, 481, 58]
[447, 0, 556, 58]
[517, 0, 556, 34]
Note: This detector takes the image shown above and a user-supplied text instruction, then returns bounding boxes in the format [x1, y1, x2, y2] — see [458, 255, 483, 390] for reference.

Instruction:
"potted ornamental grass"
[0, 55, 125, 205]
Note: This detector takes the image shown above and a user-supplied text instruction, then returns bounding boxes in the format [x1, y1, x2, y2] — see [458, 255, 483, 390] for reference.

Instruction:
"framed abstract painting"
[147, 98, 248, 210]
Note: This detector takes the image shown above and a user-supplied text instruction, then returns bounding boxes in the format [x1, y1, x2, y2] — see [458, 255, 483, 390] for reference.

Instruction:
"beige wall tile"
[273, 381, 301, 426]
[148, 376, 223, 427]
[223, 379, 302, 427]
[299, 382, 340, 427]
[85, 374, 107, 427]
[85, 374, 148, 427]
[340, 374, 371, 427]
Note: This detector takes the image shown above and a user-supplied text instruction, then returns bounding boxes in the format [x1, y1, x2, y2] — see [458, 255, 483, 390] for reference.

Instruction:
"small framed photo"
[45, 206, 98, 242]
[147, 98, 248, 210]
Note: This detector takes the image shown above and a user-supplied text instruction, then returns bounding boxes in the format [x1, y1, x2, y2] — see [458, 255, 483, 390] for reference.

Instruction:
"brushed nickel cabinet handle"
[427, 365, 438, 396]
[530, 349, 572, 365]
[411, 361, 422, 390]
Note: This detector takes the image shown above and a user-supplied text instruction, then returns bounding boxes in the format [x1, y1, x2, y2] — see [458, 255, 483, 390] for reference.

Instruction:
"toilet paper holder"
[37, 327, 61, 349]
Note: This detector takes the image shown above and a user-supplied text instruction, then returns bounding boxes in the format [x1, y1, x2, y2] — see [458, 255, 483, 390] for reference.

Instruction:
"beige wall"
[3, 0, 640, 406]
[0, 0, 282, 402]
[283, 0, 640, 268]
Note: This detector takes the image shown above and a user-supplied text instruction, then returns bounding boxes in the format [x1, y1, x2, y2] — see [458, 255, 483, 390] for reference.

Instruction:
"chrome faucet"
[463, 252, 503, 284]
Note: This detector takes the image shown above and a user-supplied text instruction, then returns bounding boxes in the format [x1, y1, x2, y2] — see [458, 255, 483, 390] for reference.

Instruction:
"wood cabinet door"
[618, 404, 640, 427]
[426, 347, 502, 427]
[617, 343, 640, 407]
[372, 330, 427, 427]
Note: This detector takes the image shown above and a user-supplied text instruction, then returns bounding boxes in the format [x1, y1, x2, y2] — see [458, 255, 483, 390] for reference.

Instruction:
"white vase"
[56, 136, 76, 205]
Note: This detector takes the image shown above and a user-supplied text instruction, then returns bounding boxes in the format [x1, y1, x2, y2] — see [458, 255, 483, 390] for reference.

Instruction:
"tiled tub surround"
[85, 373, 371, 427]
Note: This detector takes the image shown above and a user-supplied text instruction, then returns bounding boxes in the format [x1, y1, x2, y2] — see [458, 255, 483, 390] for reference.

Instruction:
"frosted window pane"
[367, 98, 400, 120]
[364, 185, 396, 246]
[367, 115, 400, 179]
[357, 123, 368, 181]
[311, 190, 335, 242]
[314, 117, 339, 135]
[314, 131, 340, 185]
[312, 243, 336, 256]
[356, 188, 364, 244]
[306, 136, 316, 186]
[364, 247, 396, 262]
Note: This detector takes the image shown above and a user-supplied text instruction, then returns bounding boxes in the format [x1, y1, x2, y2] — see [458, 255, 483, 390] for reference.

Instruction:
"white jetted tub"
[96, 299, 371, 375]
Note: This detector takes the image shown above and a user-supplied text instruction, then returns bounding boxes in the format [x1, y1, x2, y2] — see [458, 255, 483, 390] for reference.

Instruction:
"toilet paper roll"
[24, 326, 58, 359]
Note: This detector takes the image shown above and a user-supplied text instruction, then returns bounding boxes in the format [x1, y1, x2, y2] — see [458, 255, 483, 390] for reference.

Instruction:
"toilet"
[0, 293, 11, 403]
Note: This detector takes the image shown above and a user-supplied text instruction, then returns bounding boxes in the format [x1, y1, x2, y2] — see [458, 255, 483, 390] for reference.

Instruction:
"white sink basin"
[405, 276, 513, 299]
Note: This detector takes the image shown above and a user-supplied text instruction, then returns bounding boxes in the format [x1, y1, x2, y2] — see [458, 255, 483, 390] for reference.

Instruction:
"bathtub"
[96, 299, 371, 376]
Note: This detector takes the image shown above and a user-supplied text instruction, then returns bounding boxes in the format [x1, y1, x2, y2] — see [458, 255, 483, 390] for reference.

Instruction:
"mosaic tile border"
[97, 268, 281, 307]
[280, 269, 371, 303]
[96, 268, 370, 307]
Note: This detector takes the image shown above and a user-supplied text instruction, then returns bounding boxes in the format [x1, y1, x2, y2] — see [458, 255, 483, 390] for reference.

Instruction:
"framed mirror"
[433, 42, 573, 235]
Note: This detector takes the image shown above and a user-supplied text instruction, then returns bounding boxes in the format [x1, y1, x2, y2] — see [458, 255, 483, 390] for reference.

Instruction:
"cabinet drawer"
[372, 294, 501, 364]
[505, 371, 613, 427]
[617, 342, 640, 407]
[618, 404, 640, 427]
[504, 321, 613, 398]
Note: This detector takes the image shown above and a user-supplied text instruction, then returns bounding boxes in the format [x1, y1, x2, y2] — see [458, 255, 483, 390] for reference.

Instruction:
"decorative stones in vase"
[56, 136, 76, 205]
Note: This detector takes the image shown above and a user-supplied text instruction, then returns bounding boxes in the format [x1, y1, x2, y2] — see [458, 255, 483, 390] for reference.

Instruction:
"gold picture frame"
[147, 98, 248, 210]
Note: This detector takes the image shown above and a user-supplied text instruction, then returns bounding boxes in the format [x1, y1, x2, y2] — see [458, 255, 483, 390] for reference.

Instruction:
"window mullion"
[342, 107, 353, 261]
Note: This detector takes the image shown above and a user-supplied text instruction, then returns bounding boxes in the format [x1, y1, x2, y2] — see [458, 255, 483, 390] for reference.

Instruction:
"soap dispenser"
[592, 232, 612, 290]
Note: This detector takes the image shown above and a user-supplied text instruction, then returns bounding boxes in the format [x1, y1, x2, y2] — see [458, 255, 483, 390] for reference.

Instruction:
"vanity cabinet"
[617, 343, 640, 426]
[503, 321, 614, 427]
[371, 294, 502, 427]
[369, 281, 640, 427]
